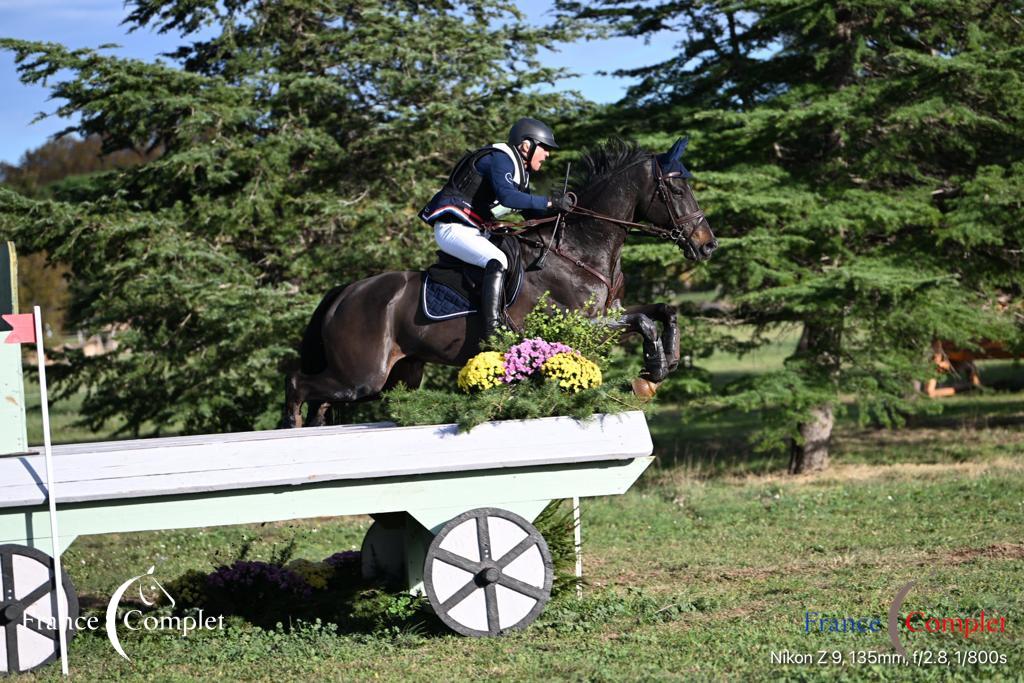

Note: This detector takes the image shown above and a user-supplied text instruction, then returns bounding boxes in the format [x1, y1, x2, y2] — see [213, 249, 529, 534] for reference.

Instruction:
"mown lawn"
[14, 358, 1024, 681]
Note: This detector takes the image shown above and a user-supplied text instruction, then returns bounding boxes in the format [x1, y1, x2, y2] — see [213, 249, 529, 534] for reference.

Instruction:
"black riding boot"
[481, 259, 507, 340]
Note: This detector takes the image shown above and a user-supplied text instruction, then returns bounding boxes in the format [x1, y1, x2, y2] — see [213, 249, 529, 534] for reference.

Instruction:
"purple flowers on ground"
[503, 338, 574, 382]
[207, 560, 313, 599]
[323, 550, 361, 568]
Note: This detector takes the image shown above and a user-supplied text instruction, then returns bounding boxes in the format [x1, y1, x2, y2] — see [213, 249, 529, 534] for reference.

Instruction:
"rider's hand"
[548, 190, 577, 213]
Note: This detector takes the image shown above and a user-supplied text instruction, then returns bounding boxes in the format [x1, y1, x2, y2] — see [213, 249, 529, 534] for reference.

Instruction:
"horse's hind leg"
[306, 401, 331, 427]
[281, 372, 303, 429]
[281, 372, 340, 429]
[383, 357, 425, 391]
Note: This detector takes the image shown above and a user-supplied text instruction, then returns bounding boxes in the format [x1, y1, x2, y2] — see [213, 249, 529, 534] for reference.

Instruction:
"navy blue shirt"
[475, 151, 549, 213]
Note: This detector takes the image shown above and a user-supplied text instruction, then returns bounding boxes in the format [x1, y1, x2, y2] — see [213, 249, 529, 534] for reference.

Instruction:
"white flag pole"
[572, 496, 582, 599]
[34, 306, 69, 676]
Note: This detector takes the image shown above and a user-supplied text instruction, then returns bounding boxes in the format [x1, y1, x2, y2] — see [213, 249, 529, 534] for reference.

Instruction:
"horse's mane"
[570, 138, 649, 193]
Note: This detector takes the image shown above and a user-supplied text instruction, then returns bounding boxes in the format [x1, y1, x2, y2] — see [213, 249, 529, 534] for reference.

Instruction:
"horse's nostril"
[703, 240, 719, 255]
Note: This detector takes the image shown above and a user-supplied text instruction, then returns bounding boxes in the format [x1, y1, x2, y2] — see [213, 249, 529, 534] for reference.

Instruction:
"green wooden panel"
[0, 241, 28, 456]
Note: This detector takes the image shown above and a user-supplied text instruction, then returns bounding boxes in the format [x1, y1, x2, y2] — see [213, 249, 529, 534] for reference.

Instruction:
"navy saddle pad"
[422, 235, 523, 321]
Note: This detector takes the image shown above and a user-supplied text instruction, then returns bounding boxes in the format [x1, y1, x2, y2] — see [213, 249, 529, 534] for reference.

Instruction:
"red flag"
[2, 313, 36, 344]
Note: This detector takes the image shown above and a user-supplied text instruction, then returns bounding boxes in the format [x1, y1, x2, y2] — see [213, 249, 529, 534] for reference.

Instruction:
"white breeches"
[434, 222, 508, 269]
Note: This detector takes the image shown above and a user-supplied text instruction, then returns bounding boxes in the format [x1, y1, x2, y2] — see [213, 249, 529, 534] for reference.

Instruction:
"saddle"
[421, 234, 524, 321]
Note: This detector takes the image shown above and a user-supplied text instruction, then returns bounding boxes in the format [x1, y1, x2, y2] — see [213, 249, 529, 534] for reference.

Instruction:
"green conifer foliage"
[0, 0, 581, 434]
[563, 0, 1024, 470]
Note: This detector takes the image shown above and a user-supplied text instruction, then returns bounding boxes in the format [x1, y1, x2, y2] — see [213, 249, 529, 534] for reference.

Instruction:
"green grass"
[11, 354, 1024, 681]
[21, 458, 1024, 681]
[24, 378, 183, 445]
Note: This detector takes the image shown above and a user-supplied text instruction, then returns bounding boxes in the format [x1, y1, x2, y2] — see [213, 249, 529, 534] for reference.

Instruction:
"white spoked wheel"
[424, 508, 553, 637]
[0, 544, 79, 675]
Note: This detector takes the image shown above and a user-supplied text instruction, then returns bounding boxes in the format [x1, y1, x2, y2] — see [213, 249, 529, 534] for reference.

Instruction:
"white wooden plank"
[0, 457, 655, 549]
[0, 412, 652, 508]
[28, 421, 395, 456]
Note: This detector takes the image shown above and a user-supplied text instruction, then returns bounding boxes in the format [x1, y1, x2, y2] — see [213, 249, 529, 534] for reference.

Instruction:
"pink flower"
[503, 338, 575, 382]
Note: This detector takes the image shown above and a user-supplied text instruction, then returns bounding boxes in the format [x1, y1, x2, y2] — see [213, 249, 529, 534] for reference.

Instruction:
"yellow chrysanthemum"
[457, 351, 506, 392]
[541, 352, 602, 393]
[286, 559, 333, 590]
[164, 569, 208, 608]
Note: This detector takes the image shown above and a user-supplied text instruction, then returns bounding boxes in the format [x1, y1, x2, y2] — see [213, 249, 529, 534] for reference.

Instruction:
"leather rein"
[483, 154, 707, 293]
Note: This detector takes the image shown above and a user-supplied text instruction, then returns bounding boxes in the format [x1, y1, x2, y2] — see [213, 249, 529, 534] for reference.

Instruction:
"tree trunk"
[789, 403, 833, 473]
[788, 320, 841, 474]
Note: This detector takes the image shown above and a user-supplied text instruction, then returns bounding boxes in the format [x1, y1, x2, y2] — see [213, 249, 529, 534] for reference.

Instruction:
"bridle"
[485, 153, 709, 295]
[489, 155, 706, 249]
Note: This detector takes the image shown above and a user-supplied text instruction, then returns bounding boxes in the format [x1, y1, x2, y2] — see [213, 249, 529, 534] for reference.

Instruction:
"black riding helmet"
[508, 117, 559, 150]
[508, 117, 558, 169]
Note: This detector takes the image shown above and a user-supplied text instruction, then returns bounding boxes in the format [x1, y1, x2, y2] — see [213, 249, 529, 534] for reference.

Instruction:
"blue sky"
[0, 0, 678, 166]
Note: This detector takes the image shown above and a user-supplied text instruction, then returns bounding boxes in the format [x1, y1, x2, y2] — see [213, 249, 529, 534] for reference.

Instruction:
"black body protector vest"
[438, 143, 529, 223]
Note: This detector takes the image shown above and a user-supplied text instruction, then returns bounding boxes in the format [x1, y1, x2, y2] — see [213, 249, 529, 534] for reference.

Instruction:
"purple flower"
[206, 560, 312, 598]
[323, 550, 361, 568]
[503, 338, 574, 382]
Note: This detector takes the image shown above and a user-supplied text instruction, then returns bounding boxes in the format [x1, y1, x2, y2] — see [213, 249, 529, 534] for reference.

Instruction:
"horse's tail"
[300, 283, 350, 375]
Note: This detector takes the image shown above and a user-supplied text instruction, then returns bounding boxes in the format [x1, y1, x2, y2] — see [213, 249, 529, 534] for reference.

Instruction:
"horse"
[281, 137, 718, 428]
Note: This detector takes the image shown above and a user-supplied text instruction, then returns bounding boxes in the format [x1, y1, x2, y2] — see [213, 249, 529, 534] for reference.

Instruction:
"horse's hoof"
[631, 378, 660, 399]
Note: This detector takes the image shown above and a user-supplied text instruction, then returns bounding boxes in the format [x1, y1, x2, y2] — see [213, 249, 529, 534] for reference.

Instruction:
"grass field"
[13, 355, 1024, 681]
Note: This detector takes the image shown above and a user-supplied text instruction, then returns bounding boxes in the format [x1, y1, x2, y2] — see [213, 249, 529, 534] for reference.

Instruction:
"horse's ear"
[657, 136, 692, 176]
[669, 137, 689, 160]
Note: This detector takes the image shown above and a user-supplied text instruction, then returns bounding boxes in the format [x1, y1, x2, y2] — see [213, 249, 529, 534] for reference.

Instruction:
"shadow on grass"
[79, 582, 453, 638]
[70, 503, 581, 639]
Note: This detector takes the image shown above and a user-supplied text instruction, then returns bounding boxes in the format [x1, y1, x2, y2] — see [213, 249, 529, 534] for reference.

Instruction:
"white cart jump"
[0, 411, 653, 672]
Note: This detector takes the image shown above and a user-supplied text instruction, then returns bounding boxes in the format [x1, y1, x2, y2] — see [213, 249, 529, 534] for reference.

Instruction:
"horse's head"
[637, 138, 718, 261]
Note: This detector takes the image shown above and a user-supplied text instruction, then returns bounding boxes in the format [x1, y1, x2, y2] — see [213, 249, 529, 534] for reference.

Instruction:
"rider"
[419, 117, 576, 339]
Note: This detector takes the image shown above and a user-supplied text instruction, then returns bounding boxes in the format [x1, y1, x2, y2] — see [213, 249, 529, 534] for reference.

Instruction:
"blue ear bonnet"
[656, 137, 692, 178]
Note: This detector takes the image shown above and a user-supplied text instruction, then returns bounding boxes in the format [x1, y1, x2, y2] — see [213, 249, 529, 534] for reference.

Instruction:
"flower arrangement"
[456, 351, 506, 392]
[286, 558, 334, 590]
[384, 294, 646, 429]
[162, 569, 209, 608]
[542, 352, 603, 393]
[324, 550, 361, 571]
[207, 560, 313, 599]
[458, 337, 602, 394]
[503, 338, 574, 382]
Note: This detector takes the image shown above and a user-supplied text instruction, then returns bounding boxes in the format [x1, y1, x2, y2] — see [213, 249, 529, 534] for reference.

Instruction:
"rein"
[482, 154, 706, 292]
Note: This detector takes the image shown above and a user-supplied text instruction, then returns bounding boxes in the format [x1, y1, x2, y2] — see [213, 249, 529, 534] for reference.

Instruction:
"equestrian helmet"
[508, 117, 558, 150]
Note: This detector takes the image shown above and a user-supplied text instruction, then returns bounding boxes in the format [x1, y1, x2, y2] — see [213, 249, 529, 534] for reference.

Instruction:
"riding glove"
[548, 190, 577, 213]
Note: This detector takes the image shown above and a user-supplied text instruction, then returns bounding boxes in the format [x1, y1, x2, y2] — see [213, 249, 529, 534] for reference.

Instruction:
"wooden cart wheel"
[0, 544, 79, 675]
[424, 508, 552, 637]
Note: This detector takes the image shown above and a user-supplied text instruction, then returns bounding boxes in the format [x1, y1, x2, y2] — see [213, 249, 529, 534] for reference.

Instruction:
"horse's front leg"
[626, 303, 680, 372]
[616, 310, 669, 383]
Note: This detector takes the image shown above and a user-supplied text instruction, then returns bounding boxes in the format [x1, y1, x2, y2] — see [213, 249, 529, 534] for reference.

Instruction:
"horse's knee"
[635, 314, 658, 341]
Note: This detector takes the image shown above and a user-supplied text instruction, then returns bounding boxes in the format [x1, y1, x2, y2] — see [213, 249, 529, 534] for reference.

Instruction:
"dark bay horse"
[282, 138, 717, 427]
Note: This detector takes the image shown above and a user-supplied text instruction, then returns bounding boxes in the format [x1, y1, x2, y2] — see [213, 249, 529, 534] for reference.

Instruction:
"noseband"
[647, 159, 707, 257]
